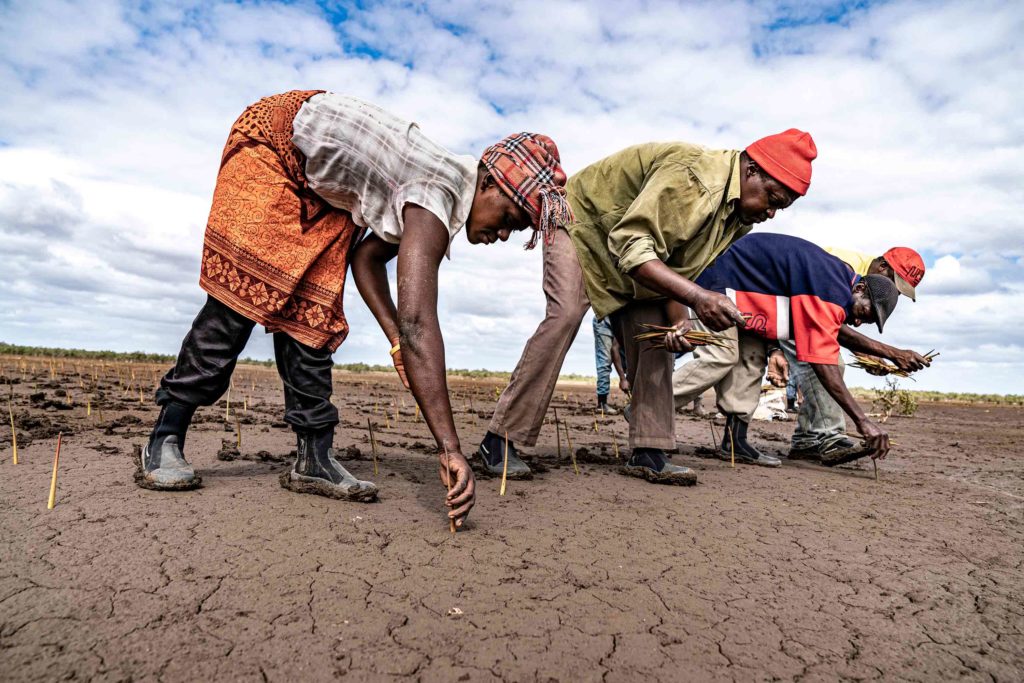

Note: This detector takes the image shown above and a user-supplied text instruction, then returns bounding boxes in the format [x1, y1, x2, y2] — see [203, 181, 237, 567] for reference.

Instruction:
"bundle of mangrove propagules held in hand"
[634, 323, 734, 350]
[850, 350, 939, 378]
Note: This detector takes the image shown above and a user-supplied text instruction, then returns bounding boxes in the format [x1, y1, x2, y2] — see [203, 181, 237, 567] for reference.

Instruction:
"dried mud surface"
[1, 360, 1022, 682]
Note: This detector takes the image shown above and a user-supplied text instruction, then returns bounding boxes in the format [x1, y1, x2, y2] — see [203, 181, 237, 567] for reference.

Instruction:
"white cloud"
[0, 0, 1021, 394]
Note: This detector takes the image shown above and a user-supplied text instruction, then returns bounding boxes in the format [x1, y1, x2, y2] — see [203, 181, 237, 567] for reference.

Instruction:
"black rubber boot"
[786, 397, 798, 413]
[620, 448, 697, 485]
[280, 429, 378, 501]
[148, 400, 197, 451]
[136, 402, 201, 490]
[597, 395, 619, 416]
[476, 431, 532, 479]
[720, 415, 781, 468]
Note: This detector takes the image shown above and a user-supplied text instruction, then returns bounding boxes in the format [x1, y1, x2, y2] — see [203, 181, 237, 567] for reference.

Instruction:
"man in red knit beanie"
[745, 128, 816, 196]
[479, 129, 818, 486]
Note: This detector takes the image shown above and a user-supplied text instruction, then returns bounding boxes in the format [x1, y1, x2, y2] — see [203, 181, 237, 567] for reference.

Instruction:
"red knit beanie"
[745, 128, 817, 196]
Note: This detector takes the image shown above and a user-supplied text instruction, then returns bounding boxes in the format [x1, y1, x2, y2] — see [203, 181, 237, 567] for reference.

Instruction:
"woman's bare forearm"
[352, 234, 401, 343]
[396, 206, 461, 453]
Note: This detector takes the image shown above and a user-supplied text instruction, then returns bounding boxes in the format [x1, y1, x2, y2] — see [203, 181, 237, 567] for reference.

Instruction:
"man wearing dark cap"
[669, 232, 929, 465]
[777, 245, 927, 461]
[479, 129, 817, 484]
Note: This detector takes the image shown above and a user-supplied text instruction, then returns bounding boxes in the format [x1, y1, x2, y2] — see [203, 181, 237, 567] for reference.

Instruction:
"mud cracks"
[1, 362, 1022, 681]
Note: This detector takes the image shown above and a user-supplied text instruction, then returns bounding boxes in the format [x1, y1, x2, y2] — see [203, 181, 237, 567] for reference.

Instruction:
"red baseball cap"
[745, 128, 817, 196]
[882, 247, 925, 301]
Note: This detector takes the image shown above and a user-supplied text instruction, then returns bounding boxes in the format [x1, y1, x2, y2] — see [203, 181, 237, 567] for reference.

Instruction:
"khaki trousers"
[489, 228, 678, 450]
[671, 321, 768, 422]
[489, 228, 591, 447]
[610, 301, 677, 450]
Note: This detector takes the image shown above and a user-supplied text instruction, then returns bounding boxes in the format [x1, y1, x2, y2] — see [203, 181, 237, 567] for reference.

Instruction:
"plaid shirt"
[292, 93, 478, 254]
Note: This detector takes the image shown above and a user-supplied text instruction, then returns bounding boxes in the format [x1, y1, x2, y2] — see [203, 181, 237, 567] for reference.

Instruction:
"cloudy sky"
[1, 0, 1021, 394]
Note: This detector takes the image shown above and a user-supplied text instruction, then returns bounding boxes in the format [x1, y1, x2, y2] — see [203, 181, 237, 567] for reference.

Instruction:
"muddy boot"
[719, 415, 781, 468]
[136, 401, 201, 490]
[620, 448, 697, 485]
[476, 431, 532, 479]
[280, 429, 378, 501]
[135, 435, 201, 490]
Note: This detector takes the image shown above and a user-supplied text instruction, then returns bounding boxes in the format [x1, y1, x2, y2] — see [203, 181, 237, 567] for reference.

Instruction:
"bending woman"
[139, 90, 570, 530]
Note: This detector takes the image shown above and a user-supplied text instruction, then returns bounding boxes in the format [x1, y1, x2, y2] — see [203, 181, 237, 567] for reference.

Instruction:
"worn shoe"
[619, 448, 697, 485]
[476, 432, 533, 479]
[598, 402, 620, 416]
[135, 435, 201, 490]
[280, 430, 378, 501]
[789, 437, 858, 462]
[719, 415, 781, 468]
[818, 437, 874, 467]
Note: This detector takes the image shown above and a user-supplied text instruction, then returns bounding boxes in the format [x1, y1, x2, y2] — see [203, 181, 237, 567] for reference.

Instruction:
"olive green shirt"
[566, 142, 750, 318]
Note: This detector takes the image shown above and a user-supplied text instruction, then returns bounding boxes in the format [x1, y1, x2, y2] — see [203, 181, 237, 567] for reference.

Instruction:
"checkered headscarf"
[481, 132, 573, 250]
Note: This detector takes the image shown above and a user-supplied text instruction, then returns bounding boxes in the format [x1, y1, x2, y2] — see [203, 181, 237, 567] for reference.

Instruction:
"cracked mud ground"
[2, 362, 1022, 682]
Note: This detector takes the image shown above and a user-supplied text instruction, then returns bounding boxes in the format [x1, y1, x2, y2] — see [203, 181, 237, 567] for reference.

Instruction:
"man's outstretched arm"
[631, 260, 746, 331]
[838, 325, 930, 372]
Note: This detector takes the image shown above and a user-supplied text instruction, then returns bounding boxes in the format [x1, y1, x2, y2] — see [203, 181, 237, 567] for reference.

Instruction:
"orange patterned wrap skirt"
[199, 90, 362, 352]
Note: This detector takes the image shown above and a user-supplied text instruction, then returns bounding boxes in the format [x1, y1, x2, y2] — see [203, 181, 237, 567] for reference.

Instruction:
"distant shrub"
[871, 378, 918, 421]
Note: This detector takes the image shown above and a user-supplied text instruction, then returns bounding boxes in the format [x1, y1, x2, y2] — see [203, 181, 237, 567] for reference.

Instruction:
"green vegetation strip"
[0, 342, 595, 383]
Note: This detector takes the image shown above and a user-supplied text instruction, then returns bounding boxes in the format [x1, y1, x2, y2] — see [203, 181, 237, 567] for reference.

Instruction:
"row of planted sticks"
[4, 358, 615, 519]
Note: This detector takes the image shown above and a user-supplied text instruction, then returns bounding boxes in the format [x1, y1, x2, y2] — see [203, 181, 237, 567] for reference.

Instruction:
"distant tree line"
[0, 342, 592, 383]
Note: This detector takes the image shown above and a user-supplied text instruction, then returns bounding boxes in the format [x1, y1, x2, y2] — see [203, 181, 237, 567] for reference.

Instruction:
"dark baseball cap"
[863, 274, 899, 333]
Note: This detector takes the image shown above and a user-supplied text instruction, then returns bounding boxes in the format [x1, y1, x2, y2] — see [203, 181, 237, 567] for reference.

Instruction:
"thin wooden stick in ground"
[873, 457, 878, 481]
[235, 418, 241, 448]
[729, 424, 735, 469]
[592, 411, 598, 433]
[564, 422, 579, 475]
[47, 432, 62, 509]
[443, 445, 457, 535]
[7, 397, 17, 465]
[553, 407, 562, 460]
[500, 432, 509, 496]
[367, 418, 378, 475]
[612, 433, 620, 460]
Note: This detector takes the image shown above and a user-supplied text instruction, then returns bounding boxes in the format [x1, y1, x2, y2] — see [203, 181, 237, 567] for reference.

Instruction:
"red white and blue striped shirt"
[695, 233, 857, 364]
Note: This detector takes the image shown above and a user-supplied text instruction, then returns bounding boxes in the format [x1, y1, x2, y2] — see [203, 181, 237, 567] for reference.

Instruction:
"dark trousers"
[156, 296, 338, 433]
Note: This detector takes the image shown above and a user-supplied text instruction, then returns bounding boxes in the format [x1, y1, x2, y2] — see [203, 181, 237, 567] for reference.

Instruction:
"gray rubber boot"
[135, 435, 201, 490]
[620, 448, 697, 485]
[280, 429, 378, 502]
